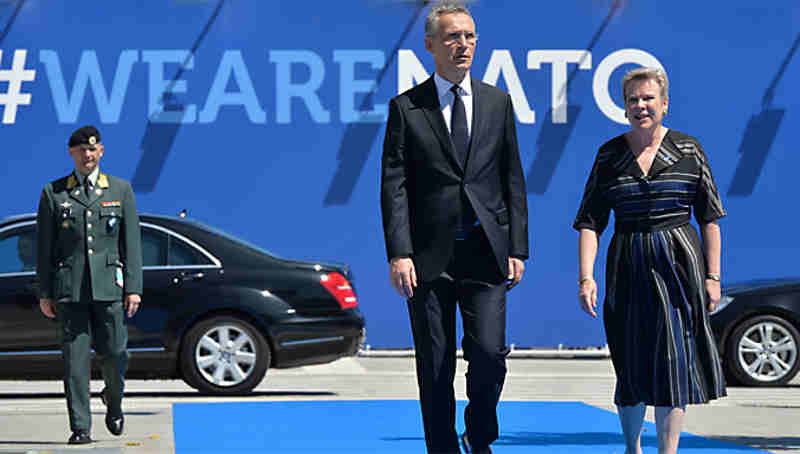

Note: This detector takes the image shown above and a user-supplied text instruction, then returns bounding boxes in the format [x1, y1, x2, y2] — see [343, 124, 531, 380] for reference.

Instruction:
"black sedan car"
[711, 278, 800, 386]
[0, 213, 364, 394]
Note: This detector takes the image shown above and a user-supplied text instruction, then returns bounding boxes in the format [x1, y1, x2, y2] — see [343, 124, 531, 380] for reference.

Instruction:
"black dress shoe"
[68, 430, 92, 444]
[461, 433, 492, 454]
[105, 413, 124, 436]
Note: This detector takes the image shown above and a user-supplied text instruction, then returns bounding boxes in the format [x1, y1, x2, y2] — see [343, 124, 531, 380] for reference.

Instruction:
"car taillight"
[320, 272, 358, 309]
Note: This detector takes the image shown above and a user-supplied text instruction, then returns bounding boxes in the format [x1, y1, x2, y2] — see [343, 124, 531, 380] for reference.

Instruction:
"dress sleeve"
[573, 154, 611, 235]
[693, 141, 726, 224]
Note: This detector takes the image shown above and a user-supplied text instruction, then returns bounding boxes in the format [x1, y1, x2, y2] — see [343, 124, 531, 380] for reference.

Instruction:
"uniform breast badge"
[115, 267, 124, 288]
[60, 202, 72, 228]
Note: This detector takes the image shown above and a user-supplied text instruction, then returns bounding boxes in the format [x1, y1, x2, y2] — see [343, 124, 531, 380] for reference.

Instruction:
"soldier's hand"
[39, 298, 56, 319]
[125, 293, 141, 317]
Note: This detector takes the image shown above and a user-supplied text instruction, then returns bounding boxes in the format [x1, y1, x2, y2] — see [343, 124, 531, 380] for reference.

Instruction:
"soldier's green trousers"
[57, 301, 128, 432]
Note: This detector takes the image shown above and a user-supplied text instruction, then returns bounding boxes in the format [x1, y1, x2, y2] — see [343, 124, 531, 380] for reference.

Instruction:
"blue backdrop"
[1, 0, 797, 347]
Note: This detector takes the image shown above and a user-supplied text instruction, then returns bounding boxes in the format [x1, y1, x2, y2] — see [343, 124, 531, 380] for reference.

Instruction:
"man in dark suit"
[37, 126, 143, 444]
[380, 3, 528, 454]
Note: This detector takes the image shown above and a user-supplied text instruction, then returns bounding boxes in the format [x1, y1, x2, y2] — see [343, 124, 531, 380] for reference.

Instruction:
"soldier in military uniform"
[36, 126, 143, 445]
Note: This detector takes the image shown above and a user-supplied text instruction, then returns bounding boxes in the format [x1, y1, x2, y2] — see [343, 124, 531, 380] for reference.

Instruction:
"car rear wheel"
[180, 316, 270, 394]
[726, 314, 800, 386]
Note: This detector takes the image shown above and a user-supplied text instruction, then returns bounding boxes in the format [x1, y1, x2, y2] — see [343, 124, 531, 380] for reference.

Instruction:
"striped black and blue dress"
[573, 129, 727, 407]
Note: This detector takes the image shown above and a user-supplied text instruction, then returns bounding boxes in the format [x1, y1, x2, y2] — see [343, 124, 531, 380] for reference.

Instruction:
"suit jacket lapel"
[417, 76, 464, 175]
[465, 77, 483, 175]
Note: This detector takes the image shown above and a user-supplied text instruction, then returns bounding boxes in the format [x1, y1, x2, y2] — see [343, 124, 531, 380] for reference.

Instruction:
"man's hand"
[125, 293, 141, 318]
[507, 257, 524, 290]
[578, 278, 598, 318]
[39, 298, 56, 319]
[389, 257, 417, 299]
[706, 279, 721, 312]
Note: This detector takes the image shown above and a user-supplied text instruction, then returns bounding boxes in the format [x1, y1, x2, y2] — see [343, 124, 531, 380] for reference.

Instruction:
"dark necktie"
[83, 177, 91, 198]
[449, 84, 469, 166]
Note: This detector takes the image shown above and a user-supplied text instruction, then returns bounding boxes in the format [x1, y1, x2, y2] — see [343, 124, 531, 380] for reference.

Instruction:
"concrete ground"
[0, 355, 797, 453]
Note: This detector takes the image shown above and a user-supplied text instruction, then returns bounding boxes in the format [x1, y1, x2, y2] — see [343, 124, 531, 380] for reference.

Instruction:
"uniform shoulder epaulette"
[97, 173, 110, 189]
[51, 174, 77, 193]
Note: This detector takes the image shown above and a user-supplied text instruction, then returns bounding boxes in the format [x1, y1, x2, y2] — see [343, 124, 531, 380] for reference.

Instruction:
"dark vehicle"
[0, 213, 364, 394]
[711, 279, 800, 386]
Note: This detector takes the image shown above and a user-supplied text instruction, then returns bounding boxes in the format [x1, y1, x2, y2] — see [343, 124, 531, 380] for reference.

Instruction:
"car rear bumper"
[268, 310, 365, 368]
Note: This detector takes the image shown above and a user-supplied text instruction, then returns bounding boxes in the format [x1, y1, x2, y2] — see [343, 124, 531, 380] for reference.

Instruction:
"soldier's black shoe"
[68, 430, 92, 444]
[105, 413, 124, 436]
[461, 433, 492, 454]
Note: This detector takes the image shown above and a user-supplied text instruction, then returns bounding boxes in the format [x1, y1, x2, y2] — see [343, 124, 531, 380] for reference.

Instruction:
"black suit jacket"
[381, 76, 528, 282]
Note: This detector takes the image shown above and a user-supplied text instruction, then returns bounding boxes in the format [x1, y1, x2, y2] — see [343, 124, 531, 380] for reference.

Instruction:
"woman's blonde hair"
[621, 67, 669, 102]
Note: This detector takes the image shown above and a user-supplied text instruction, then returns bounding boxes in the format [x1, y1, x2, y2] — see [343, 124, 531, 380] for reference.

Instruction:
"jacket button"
[87, 210, 93, 217]
[87, 223, 92, 229]
[88, 249, 94, 255]
[87, 236, 93, 242]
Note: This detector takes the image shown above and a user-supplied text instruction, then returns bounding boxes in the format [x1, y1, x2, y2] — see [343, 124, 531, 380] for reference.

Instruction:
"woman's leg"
[617, 403, 645, 454]
[655, 406, 685, 454]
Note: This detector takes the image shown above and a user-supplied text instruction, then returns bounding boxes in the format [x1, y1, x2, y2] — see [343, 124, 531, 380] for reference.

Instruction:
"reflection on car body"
[711, 278, 800, 386]
[0, 213, 365, 395]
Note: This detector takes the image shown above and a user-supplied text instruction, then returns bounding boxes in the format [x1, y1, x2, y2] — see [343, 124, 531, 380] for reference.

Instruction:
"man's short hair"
[425, 1, 472, 38]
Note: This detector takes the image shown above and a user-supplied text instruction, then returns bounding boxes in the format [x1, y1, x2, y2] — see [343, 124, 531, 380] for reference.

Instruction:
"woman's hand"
[705, 279, 721, 312]
[578, 277, 598, 318]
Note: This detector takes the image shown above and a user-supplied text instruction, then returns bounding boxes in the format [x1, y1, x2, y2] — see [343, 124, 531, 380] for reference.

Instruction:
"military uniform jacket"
[36, 172, 143, 302]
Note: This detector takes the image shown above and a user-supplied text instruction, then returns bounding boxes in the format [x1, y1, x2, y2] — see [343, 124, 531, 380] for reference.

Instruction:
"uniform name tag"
[115, 267, 124, 288]
[102, 201, 121, 207]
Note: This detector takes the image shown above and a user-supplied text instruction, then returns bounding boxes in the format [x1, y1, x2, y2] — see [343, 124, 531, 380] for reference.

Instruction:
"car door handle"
[172, 272, 205, 284]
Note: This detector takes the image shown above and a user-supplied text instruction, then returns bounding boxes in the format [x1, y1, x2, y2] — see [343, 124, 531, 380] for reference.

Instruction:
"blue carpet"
[173, 400, 767, 453]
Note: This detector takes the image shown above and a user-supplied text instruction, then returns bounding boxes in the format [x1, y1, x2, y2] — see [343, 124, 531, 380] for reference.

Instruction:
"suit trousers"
[407, 227, 509, 454]
[57, 300, 128, 432]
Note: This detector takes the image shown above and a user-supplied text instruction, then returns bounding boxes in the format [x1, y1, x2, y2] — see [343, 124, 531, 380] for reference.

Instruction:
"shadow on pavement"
[0, 390, 337, 399]
[727, 384, 800, 390]
[712, 436, 800, 452]
[496, 432, 785, 450]
[384, 432, 794, 450]
[0, 440, 64, 445]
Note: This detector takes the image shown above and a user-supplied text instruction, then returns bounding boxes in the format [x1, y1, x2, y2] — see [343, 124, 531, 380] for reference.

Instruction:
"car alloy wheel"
[727, 314, 800, 386]
[195, 324, 257, 387]
[181, 316, 270, 394]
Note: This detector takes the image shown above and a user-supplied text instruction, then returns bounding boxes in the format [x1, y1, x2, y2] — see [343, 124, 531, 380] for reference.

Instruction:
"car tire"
[725, 314, 800, 387]
[180, 316, 270, 395]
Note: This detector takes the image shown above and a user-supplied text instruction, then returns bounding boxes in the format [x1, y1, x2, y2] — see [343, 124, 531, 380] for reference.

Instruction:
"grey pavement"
[0, 356, 797, 453]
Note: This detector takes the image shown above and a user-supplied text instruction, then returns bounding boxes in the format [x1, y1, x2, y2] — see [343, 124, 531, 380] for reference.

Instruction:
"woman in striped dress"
[574, 67, 727, 454]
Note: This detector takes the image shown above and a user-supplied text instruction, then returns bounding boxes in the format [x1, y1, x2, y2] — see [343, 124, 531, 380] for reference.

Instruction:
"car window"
[169, 236, 212, 266]
[142, 228, 168, 267]
[0, 226, 37, 274]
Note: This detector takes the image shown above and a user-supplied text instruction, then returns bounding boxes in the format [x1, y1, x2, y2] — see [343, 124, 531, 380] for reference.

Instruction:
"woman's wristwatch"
[706, 273, 721, 281]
